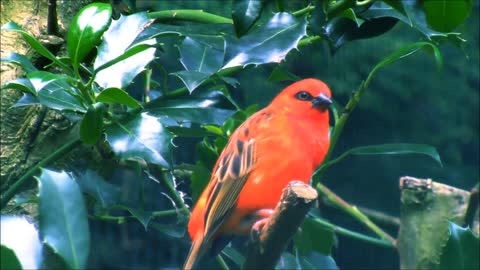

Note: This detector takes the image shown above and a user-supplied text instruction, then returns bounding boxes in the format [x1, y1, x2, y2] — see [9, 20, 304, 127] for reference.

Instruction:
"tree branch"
[243, 181, 318, 269]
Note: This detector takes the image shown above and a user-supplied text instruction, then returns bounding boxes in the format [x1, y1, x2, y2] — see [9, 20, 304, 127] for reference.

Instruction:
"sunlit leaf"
[80, 103, 104, 144]
[96, 87, 143, 108]
[1, 216, 42, 269]
[27, 71, 75, 92]
[105, 112, 173, 168]
[1, 78, 36, 96]
[1, 52, 37, 73]
[94, 12, 156, 88]
[232, 0, 264, 36]
[1, 22, 71, 72]
[222, 12, 307, 69]
[439, 222, 479, 269]
[146, 90, 236, 126]
[67, 3, 112, 70]
[37, 169, 90, 270]
[37, 80, 86, 112]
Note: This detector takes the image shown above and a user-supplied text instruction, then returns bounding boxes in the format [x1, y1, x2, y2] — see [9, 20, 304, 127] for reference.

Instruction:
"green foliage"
[0, 0, 476, 269]
[37, 169, 90, 270]
[1, 245, 22, 270]
[439, 222, 480, 269]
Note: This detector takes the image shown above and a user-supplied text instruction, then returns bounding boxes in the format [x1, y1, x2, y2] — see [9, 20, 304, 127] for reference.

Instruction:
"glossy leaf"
[12, 93, 39, 108]
[94, 12, 156, 88]
[1, 216, 43, 269]
[1, 78, 36, 96]
[80, 103, 104, 144]
[37, 169, 90, 270]
[38, 80, 86, 112]
[324, 16, 398, 50]
[105, 112, 173, 168]
[222, 246, 245, 267]
[423, 0, 473, 32]
[173, 35, 225, 92]
[1, 52, 37, 73]
[294, 217, 335, 255]
[1, 22, 70, 72]
[276, 252, 298, 269]
[439, 222, 480, 269]
[222, 12, 307, 69]
[96, 87, 142, 108]
[26, 71, 74, 92]
[1, 245, 22, 270]
[232, 0, 264, 36]
[67, 3, 112, 70]
[146, 90, 236, 126]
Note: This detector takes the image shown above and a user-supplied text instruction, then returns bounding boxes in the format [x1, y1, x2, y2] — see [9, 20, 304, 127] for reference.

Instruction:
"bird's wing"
[201, 113, 268, 241]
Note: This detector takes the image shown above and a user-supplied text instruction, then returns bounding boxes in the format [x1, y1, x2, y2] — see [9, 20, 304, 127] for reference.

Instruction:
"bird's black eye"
[295, 91, 313, 101]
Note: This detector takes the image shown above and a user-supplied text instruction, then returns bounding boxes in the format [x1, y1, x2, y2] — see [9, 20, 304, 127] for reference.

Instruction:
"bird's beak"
[312, 93, 332, 110]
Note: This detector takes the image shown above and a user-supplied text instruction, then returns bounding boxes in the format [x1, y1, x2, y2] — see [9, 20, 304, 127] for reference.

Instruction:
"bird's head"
[269, 78, 332, 119]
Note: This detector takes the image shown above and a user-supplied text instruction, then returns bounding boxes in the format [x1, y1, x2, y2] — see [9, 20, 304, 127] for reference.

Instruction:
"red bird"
[184, 78, 332, 269]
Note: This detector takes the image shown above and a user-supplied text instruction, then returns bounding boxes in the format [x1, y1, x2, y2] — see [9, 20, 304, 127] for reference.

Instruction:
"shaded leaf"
[190, 162, 212, 203]
[294, 217, 335, 255]
[96, 87, 143, 108]
[439, 222, 480, 269]
[297, 251, 339, 270]
[12, 93, 39, 107]
[1, 52, 37, 73]
[37, 169, 90, 270]
[324, 16, 398, 50]
[105, 112, 173, 168]
[171, 70, 210, 93]
[1, 216, 43, 269]
[268, 66, 301, 82]
[119, 206, 152, 230]
[222, 12, 307, 69]
[222, 246, 245, 267]
[423, 0, 473, 32]
[146, 90, 236, 126]
[80, 103, 104, 144]
[94, 12, 156, 88]
[232, 0, 264, 37]
[276, 252, 297, 270]
[1, 22, 71, 72]
[1, 245, 22, 270]
[76, 170, 121, 208]
[347, 143, 442, 164]
[150, 222, 186, 238]
[67, 3, 112, 70]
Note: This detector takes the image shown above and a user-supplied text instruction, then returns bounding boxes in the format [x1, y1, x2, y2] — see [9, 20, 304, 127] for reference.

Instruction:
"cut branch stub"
[243, 181, 318, 269]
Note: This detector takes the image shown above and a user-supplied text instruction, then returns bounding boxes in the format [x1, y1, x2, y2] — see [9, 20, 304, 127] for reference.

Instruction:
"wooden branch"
[243, 181, 318, 269]
[397, 176, 471, 269]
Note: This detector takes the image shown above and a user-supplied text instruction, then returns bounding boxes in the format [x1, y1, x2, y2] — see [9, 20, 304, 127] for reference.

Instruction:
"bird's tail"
[183, 233, 207, 270]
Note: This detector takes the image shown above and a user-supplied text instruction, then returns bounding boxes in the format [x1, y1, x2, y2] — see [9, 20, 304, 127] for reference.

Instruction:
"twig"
[358, 206, 400, 228]
[316, 183, 397, 246]
[243, 181, 318, 269]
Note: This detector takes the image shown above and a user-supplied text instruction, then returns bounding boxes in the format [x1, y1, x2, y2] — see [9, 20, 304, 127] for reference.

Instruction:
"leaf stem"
[148, 10, 233, 24]
[316, 183, 397, 246]
[292, 4, 315, 17]
[89, 209, 178, 223]
[311, 217, 395, 248]
[1, 138, 82, 209]
[160, 171, 190, 217]
[216, 254, 229, 270]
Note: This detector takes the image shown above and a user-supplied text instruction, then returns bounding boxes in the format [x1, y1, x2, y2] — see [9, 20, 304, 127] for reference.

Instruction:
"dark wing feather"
[202, 136, 256, 241]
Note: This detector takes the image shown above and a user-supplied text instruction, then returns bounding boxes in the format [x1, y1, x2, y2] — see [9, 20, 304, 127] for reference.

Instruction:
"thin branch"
[244, 181, 318, 269]
[316, 183, 397, 246]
